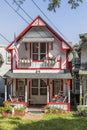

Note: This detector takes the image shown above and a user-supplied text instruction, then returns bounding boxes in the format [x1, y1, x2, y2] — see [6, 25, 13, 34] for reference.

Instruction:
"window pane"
[40, 43, 46, 53]
[32, 88, 38, 95]
[40, 54, 46, 60]
[40, 79, 46, 87]
[40, 88, 47, 95]
[40, 79, 47, 95]
[33, 54, 38, 60]
[33, 43, 38, 53]
[32, 79, 38, 87]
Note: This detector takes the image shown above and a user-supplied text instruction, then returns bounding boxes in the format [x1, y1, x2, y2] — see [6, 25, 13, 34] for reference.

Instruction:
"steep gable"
[6, 16, 72, 50]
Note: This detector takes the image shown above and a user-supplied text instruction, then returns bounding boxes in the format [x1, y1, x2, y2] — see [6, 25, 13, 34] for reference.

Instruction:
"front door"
[31, 79, 47, 104]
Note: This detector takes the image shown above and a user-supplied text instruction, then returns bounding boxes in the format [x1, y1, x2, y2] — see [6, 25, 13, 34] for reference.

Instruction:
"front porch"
[4, 74, 71, 111]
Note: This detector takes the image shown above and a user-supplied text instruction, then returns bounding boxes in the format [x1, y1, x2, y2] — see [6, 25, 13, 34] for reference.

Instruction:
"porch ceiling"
[4, 70, 72, 79]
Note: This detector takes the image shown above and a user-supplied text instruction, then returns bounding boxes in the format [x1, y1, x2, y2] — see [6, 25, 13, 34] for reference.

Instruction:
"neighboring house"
[5, 16, 72, 111]
[0, 44, 11, 76]
[72, 44, 80, 105]
[0, 44, 11, 102]
[78, 33, 87, 105]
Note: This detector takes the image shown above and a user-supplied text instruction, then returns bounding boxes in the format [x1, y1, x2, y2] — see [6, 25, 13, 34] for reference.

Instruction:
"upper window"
[32, 42, 46, 60]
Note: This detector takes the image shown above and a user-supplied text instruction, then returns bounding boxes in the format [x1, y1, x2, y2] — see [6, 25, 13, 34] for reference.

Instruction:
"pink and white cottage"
[5, 16, 72, 111]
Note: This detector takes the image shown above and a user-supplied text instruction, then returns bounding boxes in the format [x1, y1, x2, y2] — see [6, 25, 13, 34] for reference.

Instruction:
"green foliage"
[3, 106, 12, 113]
[77, 105, 87, 116]
[15, 107, 26, 112]
[0, 101, 12, 114]
[45, 106, 66, 113]
[3, 101, 10, 107]
[46, 0, 83, 11]
[0, 107, 4, 113]
[0, 105, 12, 114]
[68, 0, 83, 9]
[1, 113, 87, 130]
[48, 0, 61, 12]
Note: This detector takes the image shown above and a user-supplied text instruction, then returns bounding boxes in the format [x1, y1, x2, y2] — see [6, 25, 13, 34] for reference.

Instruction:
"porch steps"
[27, 106, 45, 113]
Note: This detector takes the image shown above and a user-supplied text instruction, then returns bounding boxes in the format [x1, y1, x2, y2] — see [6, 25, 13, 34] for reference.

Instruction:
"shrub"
[0, 107, 4, 113]
[1, 101, 12, 114]
[44, 106, 65, 114]
[15, 107, 26, 112]
[3, 105, 12, 113]
[15, 107, 26, 116]
[77, 105, 87, 116]
[3, 101, 10, 107]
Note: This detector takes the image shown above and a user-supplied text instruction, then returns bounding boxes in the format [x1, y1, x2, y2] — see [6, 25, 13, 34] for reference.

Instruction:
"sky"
[0, 0, 87, 46]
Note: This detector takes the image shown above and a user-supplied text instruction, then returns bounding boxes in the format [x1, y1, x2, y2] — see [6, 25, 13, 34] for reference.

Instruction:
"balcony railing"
[18, 58, 32, 68]
[19, 58, 32, 64]
[17, 56, 60, 69]
[44, 56, 57, 66]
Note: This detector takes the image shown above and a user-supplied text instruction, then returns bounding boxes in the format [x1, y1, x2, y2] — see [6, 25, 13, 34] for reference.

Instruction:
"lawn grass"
[0, 113, 87, 130]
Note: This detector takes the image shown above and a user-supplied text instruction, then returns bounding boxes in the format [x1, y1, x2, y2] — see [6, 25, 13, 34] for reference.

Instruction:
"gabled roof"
[6, 16, 72, 50]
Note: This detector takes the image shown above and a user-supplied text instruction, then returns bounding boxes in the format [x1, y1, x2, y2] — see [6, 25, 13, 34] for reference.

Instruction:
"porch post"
[47, 79, 50, 103]
[5, 79, 7, 101]
[25, 79, 27, 102]
[80, 81, 82, 105]
[13, 79, 16, 97]
[67, 79, 70, 111]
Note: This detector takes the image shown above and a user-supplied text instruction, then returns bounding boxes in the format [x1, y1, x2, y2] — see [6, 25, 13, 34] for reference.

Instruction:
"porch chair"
[56, 95, 67, 102]
[9, 94, 18, 102]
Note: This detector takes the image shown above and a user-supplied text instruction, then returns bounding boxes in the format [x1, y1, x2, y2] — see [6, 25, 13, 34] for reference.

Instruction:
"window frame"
[32, 42, 46, 61]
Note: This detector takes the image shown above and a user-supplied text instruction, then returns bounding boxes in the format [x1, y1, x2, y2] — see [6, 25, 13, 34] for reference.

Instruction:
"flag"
[14, 34, 19, 66]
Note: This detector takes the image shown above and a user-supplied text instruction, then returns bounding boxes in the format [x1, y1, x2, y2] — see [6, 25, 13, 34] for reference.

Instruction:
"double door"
[31, 79, 47, 104]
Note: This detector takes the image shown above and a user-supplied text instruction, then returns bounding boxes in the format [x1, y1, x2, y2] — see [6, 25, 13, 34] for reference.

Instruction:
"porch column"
[13, 79, 16, 97]
[5, 79, 7, 101]
[25, 79, 28, 102]
[67, 79, 70, 111]
[67, 80, 70, 102]
[80, 81, 82, 105]
[47, 79, 50, 103]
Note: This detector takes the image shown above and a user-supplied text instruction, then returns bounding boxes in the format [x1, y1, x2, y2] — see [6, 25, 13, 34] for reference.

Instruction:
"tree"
[12, 0, 84, 12]
[47, 0, 83, 11]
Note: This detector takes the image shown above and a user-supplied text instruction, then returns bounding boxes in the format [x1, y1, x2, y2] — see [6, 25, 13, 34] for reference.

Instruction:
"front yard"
[0, 113, 87, 130]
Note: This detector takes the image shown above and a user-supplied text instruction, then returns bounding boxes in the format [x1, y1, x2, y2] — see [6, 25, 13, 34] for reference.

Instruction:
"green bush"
[45, 106, 64, 114]
[77, 105, 87, 116]
[0, 107, 4, 113]
[15, 107, 26, 112]
[3, 105, 12, 113]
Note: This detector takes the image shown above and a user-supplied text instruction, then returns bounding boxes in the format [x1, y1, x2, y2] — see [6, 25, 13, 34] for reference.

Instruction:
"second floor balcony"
[16, 56, 61, 69]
